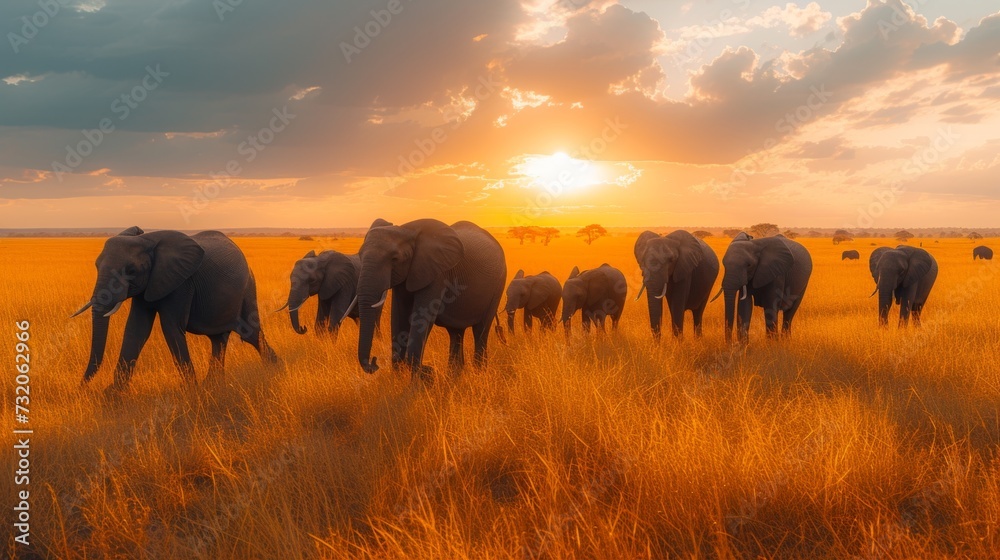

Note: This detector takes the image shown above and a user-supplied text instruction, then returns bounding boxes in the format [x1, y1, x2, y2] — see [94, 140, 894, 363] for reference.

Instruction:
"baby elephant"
[869, 246, 937, 326]
[279, 250, 361, 339]
[504, 270, 561, 334]
[973, 246, 993, 260]
[841, 250, 860, 260]
[561, 264, 627, 335]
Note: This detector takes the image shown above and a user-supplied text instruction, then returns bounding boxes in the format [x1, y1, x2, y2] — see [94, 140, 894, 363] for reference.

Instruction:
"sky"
[0, 0, 998, 229]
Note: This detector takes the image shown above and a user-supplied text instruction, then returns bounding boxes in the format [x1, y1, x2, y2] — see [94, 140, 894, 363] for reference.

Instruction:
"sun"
[516, 152, 603, 193]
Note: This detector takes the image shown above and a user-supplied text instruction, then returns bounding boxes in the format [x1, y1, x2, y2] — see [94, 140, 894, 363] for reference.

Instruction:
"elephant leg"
[524, 312, 533, 332]
[447, 327, 465, 374]
[911, 302, 924, 326]
[390, 290, 413, 369]
[472, 319, 492, 369]
[668, 295, 687, 338]
[315, 298, 332, 333]
[692, 304, 706, 338]
[582, 313, 592, 334]
[763, 302, 779, 338]
[782, 297, 804, 336]
[611, 307, 623, 331]
[406, 293, 438, 380]
[159, 315, 196, 384]
[110, 300, 157, 391]
[206, 332, 230, 381]
[238, 280, 280, 365]
[737, 297, 753, 343]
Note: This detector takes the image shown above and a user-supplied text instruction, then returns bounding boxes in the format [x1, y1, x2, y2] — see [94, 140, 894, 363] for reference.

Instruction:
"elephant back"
[190, 231, 251, 295]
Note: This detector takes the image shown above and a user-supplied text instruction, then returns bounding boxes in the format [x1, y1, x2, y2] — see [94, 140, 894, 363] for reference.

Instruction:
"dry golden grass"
[2, 234, 999, 559]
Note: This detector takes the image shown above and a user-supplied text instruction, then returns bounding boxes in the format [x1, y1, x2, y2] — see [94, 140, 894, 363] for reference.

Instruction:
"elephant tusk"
[655, 284, 667, 300]
[274, 303, 289, 313]
[288, 303, 304, 312]
[634, 284, 645, 301]
[103, 301, 124, 318]
[70, 301, 93, 318]
[340, 295, 359, 323]
[709, 287, 723, 303]
[371, 291, 388, 308]
[869, 286, 879, 298]
[740, 286, 748, 301]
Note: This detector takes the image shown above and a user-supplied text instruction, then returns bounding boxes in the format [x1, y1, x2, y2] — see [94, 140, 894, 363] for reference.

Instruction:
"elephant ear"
[568, 266, 580, 280]
[525, 279, 548, 309]
[869, 247, 891, 282]
[634, 231, 659, 264]
[144, 231, 205, 302]
[405, 220, 464, 292]
[303, 250, 317, 259]
[319, 251, 357, 299]
[118, 226, 144, 237]
[901, 247, 933, 288]
[752, 238, 794, 289]
[514, 269, 525, 280]
[666, 230, 704, 281]
[370, 218, 393, 229]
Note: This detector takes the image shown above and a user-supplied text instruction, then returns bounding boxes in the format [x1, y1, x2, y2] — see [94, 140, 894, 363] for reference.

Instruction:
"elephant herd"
[73, 222, 980, 393]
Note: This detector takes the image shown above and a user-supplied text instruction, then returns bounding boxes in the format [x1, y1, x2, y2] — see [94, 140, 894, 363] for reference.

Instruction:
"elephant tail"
[494, 313, 507, 345]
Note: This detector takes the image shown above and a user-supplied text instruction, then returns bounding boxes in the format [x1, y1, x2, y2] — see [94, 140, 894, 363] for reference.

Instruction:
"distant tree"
[806, 230, 823, 238]
[577, 224, 608, 245]
[834, 229, 853, 238]
[832, 235, 853, 245]
[692, 230, 713, 239]
[722, 229, 742, 238]
[968, 232, 983, 240]
[298, 235, 314, 241]
[895, 230, 914, 242]
[538, 227, 560, 246]
[508, 226, 531, 245]
[782, 229, 800, 239]
[749, 223, 780, 238]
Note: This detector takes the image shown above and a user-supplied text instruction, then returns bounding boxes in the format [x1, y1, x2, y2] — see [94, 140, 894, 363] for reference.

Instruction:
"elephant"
[354, 218, 506, 381]
[869, 246, 938, 326]
[72, 227, 279, 392]
[713, 234, 812, 343]
[633, 230, 719, 339]
[973, 246, 993, 260]
[504, 270, 561, 334]
[842, 250, 860, 261]
[278, 249, 361, 338]
[561, 264, 627, 335]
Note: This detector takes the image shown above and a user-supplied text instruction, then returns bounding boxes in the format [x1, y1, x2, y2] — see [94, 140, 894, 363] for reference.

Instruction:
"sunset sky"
[1, 0, 998, 229]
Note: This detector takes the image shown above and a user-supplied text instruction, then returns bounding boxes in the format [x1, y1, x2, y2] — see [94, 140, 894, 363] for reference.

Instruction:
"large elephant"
[633, 230, 719, 339]
[354, 219, 506, 380]
[72, 227, 279, 392]
[869, 246, 937, 326]
[504, 270, 561, 334]
[714, 234, 812, 343]
[278, 249, 361, 338]
[561, 264, 627, 335]
[842, 250, 860, 261]
[973, 246, 993, 260]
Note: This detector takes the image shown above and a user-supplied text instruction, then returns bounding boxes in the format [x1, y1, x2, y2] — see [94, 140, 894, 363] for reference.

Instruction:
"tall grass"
[2, 234, 998, 559]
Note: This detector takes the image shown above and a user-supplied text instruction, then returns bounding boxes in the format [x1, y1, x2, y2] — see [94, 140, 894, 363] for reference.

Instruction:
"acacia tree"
[577, 224, 608, 245]
[692, 230, 713, 239]
[508, 227, 531, 245]
[968, 232, 983, 240]
[749, 223, 780, 237]
[833, 235, 853, 245]
[722, 228, 742, 238]
[895, 230, 914, 242]
[783, 229, 800, 239]
[538, 227, 560, 246]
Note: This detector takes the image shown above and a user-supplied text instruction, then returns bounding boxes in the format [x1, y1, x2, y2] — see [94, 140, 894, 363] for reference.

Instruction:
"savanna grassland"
[2, 233, 999, 559]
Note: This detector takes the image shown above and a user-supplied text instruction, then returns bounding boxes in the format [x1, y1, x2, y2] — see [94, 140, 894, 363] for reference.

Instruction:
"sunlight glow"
[515, 152, 603, 192]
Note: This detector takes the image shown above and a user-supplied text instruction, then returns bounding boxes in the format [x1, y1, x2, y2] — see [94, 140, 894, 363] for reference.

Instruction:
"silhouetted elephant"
[841, 250, 860, 260]
[561, 264, 627, 335]
[713, 234, 812, 343]
[72, 227, 279, 393]
[869, 246, 937, 326]
[973, 246, 993, 260]
[354, 219, 506, 380]
[504, 270, 561, 334]
[633, 230, 719, 339]
[279, 250, 361, 338]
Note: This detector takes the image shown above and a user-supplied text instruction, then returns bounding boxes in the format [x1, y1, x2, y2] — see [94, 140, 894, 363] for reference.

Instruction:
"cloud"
[747, 2, 832, 38]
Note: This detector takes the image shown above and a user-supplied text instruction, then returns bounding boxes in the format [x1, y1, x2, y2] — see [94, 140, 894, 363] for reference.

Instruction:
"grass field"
[2, 233, 999, 559]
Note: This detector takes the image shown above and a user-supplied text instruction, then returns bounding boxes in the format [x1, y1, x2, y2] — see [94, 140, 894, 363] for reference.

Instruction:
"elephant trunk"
[507, 312, 516, 335]
[877, 277, 894, 326]
[83, 310, 110, 383]
[721, 268, 746, 343]
[724, 289, 737, 343]
[286, 283, 309, 335]
[357, 267, 389, 374]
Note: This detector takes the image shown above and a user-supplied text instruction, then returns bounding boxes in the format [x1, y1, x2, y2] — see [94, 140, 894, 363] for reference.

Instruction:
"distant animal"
[633, 230, 719, 339]
[72, 227, 279, 393]
[504, 270, 561, 334]
[869, 246, 937, 327]
[841, 250, 860, 261]
[973, 246, 993, 260]
[561, 264, 627, 335]
[354, 219, 506, 380]
[713, 233, 812, 343]
[278, 249, 361, 338]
